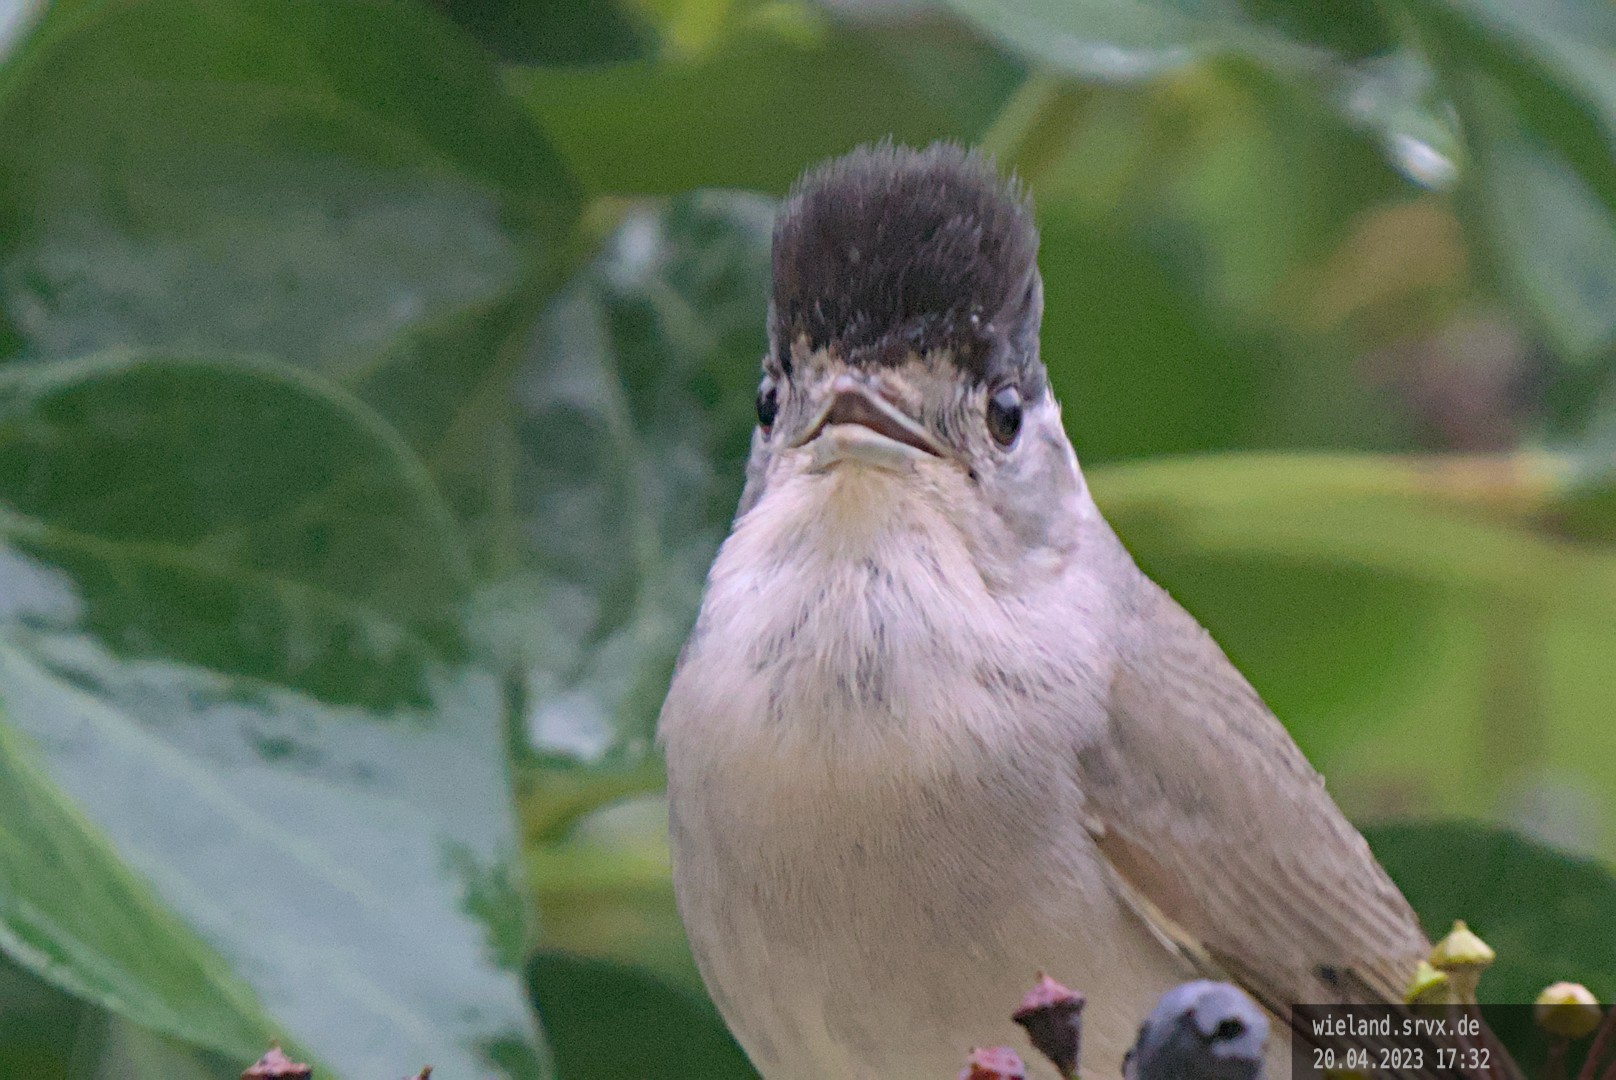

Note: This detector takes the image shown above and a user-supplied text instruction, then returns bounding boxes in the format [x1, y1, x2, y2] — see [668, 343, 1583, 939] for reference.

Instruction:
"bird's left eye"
[756, 376, 779, 431]
[986, 385, 1022, 446]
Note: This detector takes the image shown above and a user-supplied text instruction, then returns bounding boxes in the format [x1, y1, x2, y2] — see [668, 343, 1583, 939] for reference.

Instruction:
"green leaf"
[1038, 210, 1284, 461]
[1012, 70, 1417, 462]
[0, 353, 469, 636]
[943, 0, 1318, 83]
[90, 1016, 243, 1080]
[945, 0, 1467, 252]
[0, 943, 245, 1079]
[526, 792, 697, 992]
[507, 14, 1020, 195]
[0, 354, 549, 1077]
[1397, 0, 1616, 360]
[0, 721, 274, 1064]
[0, 1, 44, 69]
[1091, 452, 1616, 811]
[1368, 821, 1616, 1057]
[1370, 822, 1616, 999]
[1239, 0, 1394, 61]
[527, 952, 757, 1080]
[0, 0, 588, 583]
[0, 954, 93, 1077]
[0, 0, 578, 374]
[487, 194, 770, 766]
[430, 0, 649, 65]
[1092, 453, 1616, 625]
[1465, 84, 1616, 363]
[1548, 457, 1616, 541]
[1332, 48, 1461, 191]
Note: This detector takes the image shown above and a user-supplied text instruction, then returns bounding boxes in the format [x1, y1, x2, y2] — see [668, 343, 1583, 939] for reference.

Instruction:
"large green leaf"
[527, 951, 756, 1080]
[1093, 454, 1616, 626]
[1369, 821, 1616, 1064]
[490, 194, 769, 768]
[429, 0, 648, 65]
[1004, 66, 1418, 462]
[0, 716, 273, 1064]
[0, 0, 586, 587]
[1370, 820, 1616, 1001]
[0, 1, 43, 68]
[0, 0, 577, 376]
[1093, 452, 1616, 830]
[943, 0, 1319, 82]
[1399, 0, 1616, 362]
[507, 13, 1020, 195]
[0, 354, 548, 1077]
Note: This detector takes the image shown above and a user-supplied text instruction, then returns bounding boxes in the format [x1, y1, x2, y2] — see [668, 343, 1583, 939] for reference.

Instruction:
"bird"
[658, 142, 1513, 1080]
[1124, 982, 1268, 1080]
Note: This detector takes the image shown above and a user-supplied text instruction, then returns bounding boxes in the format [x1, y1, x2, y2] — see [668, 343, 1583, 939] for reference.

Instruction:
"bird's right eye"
[986, 384, 1023, 446]
[756, 376, 779, 431]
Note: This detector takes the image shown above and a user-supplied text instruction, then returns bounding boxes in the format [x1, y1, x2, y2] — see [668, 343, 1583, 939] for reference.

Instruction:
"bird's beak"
[793, 374, 946, 470]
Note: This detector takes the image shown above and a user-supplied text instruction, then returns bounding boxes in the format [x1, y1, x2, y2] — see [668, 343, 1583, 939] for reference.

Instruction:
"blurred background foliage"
[3, 0, 1616, 1076]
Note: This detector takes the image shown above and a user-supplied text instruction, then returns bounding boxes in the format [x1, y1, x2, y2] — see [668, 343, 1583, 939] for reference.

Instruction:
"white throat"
[663, 458, 1107, 782]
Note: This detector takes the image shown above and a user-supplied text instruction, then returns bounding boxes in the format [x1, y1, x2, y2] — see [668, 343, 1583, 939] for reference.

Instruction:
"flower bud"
[1404, 960, 1455, 1005]
[1429, 920, 1495, 1001]
[1012, 973, 1085, 1079]
[242, 1047, 312, 1080]
[958, 1046, 1027, 1080]
[1534, 982, 1602, 1039]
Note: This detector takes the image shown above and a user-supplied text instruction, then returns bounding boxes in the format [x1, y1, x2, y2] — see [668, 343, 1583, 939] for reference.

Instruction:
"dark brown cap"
[771, 143, 1043, 390]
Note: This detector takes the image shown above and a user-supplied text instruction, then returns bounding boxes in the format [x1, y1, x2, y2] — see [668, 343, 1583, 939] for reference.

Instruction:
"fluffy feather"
[771, 142, 1043, 392]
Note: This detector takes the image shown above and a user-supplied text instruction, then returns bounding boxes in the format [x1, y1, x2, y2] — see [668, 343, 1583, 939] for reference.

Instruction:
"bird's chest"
[661, 556, 1111, 1077]
[657, 493, 1138, 1076]
[666, 552, 1065, 941]
[666, 730, 1090, 1080]
[668, 686, 1070, 938]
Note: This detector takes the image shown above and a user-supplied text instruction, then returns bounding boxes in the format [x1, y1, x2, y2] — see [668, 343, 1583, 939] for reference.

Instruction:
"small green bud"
[1429, 920, 1495, 1002]
[1534, 982, 1602, 1039]
[1405, 960, 1455, 1005]
[1430, 920, 1496, 970]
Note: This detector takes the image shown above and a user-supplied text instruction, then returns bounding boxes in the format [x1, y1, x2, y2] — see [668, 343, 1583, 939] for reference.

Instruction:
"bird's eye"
[756, 376, 779, 431]
[986, 385, 1022, 446]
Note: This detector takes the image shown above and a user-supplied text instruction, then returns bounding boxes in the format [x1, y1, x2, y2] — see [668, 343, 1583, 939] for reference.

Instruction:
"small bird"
[658, 143, 1506, 1079]
[1124, 982, 1268, 1080]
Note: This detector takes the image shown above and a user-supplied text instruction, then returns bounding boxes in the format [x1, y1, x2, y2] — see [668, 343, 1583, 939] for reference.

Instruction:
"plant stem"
[1547, 1037, 1568, 1080]
[1577, 1006, 1616, 1080]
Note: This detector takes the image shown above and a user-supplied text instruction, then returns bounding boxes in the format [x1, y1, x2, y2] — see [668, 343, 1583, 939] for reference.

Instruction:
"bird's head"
[733, 143, 1088, 578]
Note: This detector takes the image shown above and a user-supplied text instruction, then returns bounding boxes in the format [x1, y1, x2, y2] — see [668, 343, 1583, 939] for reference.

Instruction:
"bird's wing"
[1074, 578, 1531, 1078]
[1073, 576, 1430, 1016]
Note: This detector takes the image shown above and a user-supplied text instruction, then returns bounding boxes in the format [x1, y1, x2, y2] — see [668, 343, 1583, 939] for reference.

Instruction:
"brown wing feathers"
[1080, 577, 1521, 1078]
